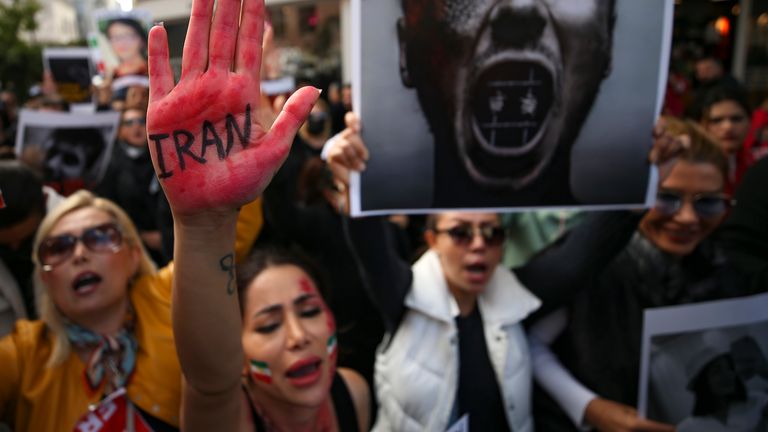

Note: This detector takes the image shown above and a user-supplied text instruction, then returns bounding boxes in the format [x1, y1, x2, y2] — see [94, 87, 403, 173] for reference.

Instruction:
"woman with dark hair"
[105, 18, 148, 78]
[233, 247, 370, 430]
[699, 84, 752, 191]
[677, 351, 767, 431]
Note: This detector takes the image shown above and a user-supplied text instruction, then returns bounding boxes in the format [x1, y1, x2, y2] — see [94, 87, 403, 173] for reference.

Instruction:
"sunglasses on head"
[433, 224, 506, 247]
[38, 222, 123, 271]
[122, 118, 146, 127]
[654, 190, 732, 219]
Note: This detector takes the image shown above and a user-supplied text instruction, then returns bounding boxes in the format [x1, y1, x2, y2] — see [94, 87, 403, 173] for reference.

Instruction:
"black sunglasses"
[433, 224, 506, 247]
[38, 222, 123, 271]
[654, 190, 732, 219]
[122, 118, 146, 127]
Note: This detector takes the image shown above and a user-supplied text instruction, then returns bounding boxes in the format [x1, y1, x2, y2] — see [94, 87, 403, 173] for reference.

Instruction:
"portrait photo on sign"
[43, 48, 96, 105]
[92, 9, 152, 88]
[14, 110, 120, 196]
[638, 293, 768, 431]
[350, 0, 673, 215]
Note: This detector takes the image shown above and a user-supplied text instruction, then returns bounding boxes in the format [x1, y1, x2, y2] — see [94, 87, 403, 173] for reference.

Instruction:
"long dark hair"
[689, 353, 748, 417]
[106, 18, 148, 55]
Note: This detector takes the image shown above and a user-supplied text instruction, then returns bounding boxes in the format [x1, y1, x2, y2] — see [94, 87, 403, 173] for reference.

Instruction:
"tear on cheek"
[545, 0, 598, 24]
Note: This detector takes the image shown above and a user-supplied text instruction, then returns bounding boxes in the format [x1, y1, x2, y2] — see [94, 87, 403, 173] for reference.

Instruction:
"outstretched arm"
[146, 0, 318, 430]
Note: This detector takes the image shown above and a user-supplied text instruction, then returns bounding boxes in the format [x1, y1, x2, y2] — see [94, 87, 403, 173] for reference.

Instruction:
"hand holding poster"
[350, 0, 673, 215]
[638, 292, 768, 431]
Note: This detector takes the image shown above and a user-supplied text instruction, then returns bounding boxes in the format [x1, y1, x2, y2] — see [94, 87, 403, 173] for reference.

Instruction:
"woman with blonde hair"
[0, 189, 261, 431]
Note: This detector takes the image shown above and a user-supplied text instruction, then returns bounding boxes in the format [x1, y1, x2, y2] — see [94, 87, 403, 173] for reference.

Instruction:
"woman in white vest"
[326, 112, 683, 431]
[366, 212, 540, 431]
[327, 118, 540, 431]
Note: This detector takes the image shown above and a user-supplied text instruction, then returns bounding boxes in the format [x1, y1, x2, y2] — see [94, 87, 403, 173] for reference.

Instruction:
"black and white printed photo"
[639, 293, 768, 431]
[351, 0, 673, 214]
[14, 110, 120, 196]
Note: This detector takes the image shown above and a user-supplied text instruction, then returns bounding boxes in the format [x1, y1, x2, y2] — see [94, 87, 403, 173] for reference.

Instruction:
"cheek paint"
[299, 276, 315, 294]
[299, 276, 338, 381]
[326, 333, 338, 393]
[249, 359, 273, 385]
[300, 277, 337, 334]
[326, 334, 337, 357]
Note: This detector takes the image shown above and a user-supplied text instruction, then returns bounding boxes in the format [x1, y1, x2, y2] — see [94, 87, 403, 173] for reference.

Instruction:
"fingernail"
[154, 21, 165, 28]
[317, 88, 323, 96]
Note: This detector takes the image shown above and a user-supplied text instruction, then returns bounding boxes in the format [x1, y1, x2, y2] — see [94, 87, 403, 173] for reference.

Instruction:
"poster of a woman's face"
[639, 295, 768, 431]
[93, 9, 152, 85]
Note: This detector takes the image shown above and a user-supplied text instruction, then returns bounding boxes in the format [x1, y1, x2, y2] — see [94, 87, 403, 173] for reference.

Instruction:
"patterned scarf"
[66, 312, 138, 394]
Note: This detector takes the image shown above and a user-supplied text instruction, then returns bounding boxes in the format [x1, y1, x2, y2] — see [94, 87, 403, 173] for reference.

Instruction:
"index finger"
[343, 133, 369, 167]
[635, 418, 676, 432]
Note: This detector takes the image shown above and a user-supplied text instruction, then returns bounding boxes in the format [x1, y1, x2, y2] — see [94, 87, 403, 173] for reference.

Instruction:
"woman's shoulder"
[0, 320, 52, 368]
[132, 264, 174, 306]
[3, 320, 48, 346]
[337, 368, 370, 432]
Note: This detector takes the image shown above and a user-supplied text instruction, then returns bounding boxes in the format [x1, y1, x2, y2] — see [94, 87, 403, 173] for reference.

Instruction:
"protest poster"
[638, 292, 768, 431]
[92, 9, 152, 92]
[43, 47, 95, 106]
[15, 110, 120, 196]
[350, 0, 673, 215]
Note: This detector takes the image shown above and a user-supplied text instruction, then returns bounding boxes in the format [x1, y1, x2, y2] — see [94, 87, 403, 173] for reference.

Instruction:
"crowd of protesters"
[0, 0, 767, 431]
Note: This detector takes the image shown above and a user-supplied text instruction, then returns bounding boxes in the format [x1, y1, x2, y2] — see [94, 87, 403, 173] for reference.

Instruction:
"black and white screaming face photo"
[399, 0, 614, 189]
[353, 0, 670, 214]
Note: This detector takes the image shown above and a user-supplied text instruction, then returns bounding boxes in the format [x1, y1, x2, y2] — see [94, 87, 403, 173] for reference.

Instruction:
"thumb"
[268, 86, 321, 146]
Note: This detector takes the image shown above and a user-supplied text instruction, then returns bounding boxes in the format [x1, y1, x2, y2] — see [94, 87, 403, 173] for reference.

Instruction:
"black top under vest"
[454, 305, 511, 431]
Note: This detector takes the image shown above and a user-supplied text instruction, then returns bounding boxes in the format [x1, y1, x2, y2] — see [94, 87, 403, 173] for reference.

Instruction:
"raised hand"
[326, 112, 369, 191]
[146, 0, 319, 217]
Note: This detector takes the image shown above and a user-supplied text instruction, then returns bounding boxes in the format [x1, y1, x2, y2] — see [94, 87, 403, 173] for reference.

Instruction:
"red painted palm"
[145, 0, 318, 215]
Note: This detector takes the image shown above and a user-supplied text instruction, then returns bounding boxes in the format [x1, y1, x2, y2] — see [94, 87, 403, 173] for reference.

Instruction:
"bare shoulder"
[337, 367, 371, 432]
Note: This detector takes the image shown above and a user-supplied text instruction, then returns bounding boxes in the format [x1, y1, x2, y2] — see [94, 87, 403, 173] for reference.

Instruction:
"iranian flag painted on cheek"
[249, 360, 272, 384]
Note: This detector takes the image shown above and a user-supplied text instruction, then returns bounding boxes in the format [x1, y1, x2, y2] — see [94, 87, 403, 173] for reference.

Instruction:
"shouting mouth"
[285, 356, 323, 388]
[72, 272, 103, 296]
[464, 262, 491, 284]
[469, 59, 554, 156]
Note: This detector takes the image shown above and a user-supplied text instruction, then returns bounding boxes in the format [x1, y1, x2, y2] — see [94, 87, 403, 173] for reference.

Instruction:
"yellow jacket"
[0, 198, 263, 431]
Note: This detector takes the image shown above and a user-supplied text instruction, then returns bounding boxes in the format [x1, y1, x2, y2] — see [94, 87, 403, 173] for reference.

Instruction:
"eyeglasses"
[654, 190, 732, 219]
[121, 118, 146, 127]
[38, 223, 123, 271]
[108, 33, 140, 43]
[433, 224, 506, 247]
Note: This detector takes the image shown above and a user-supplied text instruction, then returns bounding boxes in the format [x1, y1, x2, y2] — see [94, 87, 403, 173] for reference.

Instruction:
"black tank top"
[247, 372, 359, 431]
